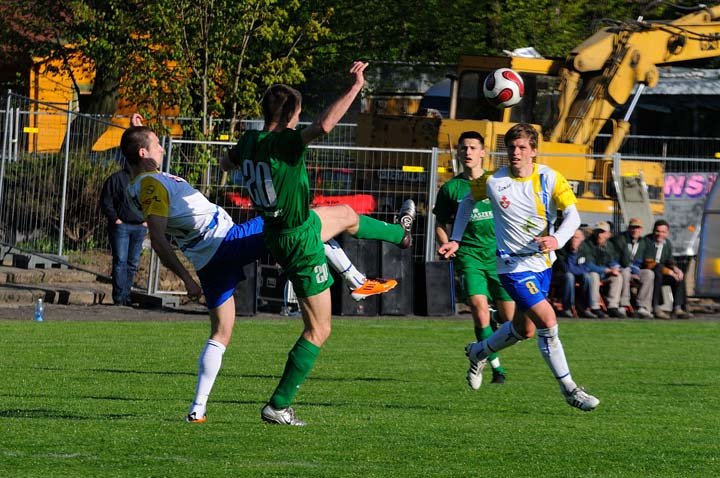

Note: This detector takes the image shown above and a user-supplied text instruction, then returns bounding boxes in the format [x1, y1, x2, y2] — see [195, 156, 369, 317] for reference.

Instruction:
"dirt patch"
[68, 248, 189, 291]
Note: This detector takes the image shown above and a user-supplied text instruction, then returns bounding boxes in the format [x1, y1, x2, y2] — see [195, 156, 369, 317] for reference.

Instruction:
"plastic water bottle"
[34, 298, 44, 322]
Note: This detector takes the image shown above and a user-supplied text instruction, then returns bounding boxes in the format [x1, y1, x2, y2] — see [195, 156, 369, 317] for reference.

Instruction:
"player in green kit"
[224, 61, 415, 426]
[433, 131, 515, 389]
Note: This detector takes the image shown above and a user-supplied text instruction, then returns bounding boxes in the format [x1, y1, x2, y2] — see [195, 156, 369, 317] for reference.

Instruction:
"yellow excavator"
[356, 5, 720, 226]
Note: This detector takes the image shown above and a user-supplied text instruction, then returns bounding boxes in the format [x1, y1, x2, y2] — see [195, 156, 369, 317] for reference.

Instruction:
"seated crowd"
[551, 218, 692, 320]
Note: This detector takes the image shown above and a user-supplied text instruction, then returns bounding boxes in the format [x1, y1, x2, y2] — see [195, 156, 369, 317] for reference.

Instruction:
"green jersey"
[433, 173, 496, 269]
[231, 129, 310, 230]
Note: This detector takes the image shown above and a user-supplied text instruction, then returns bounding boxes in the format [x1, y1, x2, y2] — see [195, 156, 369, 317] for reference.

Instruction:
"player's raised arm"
[301, 61, 368, 145]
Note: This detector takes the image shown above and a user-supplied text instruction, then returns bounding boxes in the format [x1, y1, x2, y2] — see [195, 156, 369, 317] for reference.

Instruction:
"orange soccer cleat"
[351, 278, 398, 301]
[185, 412, 207, 424]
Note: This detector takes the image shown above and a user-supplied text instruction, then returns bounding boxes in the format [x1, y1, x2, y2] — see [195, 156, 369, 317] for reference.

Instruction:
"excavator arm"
[550, 5, 720, 152]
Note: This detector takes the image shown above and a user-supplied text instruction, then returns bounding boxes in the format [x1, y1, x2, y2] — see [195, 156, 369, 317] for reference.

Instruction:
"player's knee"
[211, 329, 233, 347]
[341, 204, 359, 227]
[305, 323, 332, 345]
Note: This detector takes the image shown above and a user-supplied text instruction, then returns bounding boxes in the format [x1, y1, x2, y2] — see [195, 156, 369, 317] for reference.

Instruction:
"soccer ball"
[483, 68, 524, 108]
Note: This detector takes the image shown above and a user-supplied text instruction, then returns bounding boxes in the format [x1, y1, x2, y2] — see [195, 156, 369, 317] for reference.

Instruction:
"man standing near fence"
[100, 163, 147, 306]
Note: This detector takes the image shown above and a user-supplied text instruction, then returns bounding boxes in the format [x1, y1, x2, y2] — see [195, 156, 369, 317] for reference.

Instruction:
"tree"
[0, 0, 144, 150]
[1, 0, 332, 145]
[132, 0, 331, 138]
[298, 0, 661, 108]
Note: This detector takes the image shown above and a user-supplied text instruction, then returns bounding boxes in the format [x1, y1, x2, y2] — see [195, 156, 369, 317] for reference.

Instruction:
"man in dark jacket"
[555, 229, 595, 318]
[638, 219, 690, 319]
[579, 221, 626, 318]
[612, 217, 653, 318]
[100, 164, 147, 305]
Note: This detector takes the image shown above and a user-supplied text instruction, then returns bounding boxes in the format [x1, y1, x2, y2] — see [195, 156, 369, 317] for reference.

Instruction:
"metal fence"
[596, 133, 720, 159]
[150, 138, 442, 294]
[0, 92, 357, 262]
[0, 93, 123, 258]
[3, 90, 720, 294]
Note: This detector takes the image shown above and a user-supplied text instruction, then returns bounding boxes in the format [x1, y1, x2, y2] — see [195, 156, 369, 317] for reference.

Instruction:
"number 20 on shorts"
[314, 264, 329, 284]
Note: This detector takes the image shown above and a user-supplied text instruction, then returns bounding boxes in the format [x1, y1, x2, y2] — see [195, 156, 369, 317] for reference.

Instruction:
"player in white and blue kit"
[439, 123, 599, 411]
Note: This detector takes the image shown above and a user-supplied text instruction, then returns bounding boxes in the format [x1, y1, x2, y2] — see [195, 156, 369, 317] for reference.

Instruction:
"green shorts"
[265, 210, 333, 298]
[454, 251, 512, 302]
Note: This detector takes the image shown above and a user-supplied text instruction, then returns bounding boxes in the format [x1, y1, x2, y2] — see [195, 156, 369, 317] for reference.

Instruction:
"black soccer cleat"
[397, 199, 416, 249]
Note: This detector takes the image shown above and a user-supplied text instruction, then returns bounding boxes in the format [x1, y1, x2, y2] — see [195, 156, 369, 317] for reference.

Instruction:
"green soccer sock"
[474, 326, 484, 342]
[269, 337, 321, 409]
[481, 326, 505, 373]
[353, 215, 404, 245]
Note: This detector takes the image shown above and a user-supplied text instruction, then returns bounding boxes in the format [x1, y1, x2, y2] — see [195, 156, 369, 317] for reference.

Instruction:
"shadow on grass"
[238, 373, 405, 383]
[33, 366, 405, 383]
[33, 366, 195, 377]
[0, 408, 135, 420]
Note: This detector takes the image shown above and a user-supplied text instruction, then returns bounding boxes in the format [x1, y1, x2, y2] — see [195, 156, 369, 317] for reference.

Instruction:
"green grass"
[1, 317, 719, 477]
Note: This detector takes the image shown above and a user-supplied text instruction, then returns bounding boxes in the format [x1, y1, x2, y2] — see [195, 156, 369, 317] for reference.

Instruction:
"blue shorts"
[499, 269, 552, 310]
[196, 216, 266, 309]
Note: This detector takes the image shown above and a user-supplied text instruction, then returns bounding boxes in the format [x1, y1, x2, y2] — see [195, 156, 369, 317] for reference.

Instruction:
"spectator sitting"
[579, 221, 626, 318]
[637, 219, 691, 320]
[554, 229, 595, 318]
[612, 217, 653, 318]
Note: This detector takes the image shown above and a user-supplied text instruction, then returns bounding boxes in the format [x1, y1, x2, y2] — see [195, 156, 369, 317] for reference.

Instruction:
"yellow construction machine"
[357, 5, 720, 225]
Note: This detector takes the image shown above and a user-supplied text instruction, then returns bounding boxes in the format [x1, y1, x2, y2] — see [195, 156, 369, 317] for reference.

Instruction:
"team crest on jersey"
[499, 195, 510, 208]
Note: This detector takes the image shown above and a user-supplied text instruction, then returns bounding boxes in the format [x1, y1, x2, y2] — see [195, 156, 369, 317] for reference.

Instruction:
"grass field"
[1, 317, 718, 477]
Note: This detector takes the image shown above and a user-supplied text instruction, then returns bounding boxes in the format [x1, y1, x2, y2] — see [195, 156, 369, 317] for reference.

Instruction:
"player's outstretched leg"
[346, 198, 416, 248]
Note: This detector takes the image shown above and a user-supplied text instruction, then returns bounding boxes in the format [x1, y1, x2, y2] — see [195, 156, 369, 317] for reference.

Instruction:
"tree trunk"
[64, 68, 120, 154]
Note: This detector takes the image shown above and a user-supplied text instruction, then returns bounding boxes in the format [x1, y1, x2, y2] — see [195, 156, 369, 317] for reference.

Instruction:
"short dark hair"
[504, 123, 538, 149]
[458, 130, 484, 148]
[653, 219, 670, 230]
[262, 84, 302, 125]
[120, 126, 154, 166]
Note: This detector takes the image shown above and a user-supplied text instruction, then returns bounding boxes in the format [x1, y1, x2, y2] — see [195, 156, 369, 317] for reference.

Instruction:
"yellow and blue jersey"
[127, 171, 234, 270]
[475, 163, 577, 274]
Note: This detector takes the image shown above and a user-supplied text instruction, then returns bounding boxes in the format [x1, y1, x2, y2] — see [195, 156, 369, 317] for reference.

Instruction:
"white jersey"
[469, 164, 578, 274]
[127, 171, 234, 270]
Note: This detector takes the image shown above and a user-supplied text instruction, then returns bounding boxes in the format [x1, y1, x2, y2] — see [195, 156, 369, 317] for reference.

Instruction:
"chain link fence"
[151, 138, 441, 294]
[3, 90, 720, 296]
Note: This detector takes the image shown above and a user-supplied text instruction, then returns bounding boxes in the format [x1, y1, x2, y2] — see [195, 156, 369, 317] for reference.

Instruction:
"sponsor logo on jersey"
[470, 209, 493, 221]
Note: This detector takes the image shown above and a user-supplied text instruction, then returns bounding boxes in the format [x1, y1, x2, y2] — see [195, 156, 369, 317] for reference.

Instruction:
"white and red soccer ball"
[483, 68, 524, 108]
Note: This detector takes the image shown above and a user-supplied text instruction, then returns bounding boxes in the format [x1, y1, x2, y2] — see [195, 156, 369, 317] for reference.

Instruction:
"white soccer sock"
[188, 339, 226, 417]
[536, 325, 577, 393]
[468, 321, 524, 361]
[324, 239, 366, 289]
